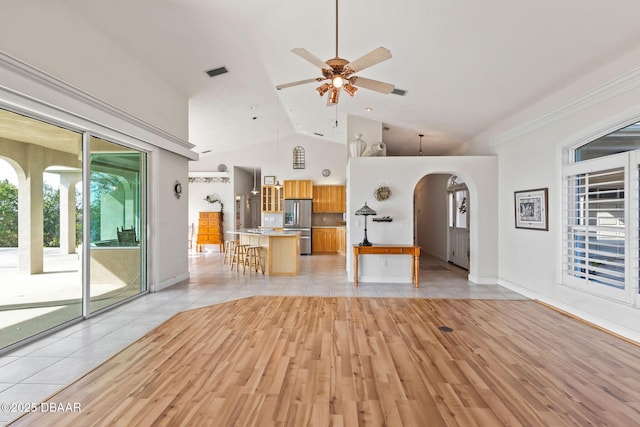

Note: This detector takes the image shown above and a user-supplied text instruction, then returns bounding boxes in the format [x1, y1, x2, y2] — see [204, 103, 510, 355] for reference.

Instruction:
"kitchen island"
[229, 229, 300, 275]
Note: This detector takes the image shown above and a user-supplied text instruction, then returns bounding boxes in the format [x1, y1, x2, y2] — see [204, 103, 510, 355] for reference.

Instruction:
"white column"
[59, 172, 81, 254]
[18, 146, 44, 274]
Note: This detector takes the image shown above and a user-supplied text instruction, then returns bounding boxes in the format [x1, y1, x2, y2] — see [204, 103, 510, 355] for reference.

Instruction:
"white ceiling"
[63, 0, 640, 157]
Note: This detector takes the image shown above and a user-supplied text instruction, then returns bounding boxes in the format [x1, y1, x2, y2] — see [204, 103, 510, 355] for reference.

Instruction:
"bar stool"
[243, 246, 263, 274]
[223, 240, 238, 264]
[230, 244, 249, 272]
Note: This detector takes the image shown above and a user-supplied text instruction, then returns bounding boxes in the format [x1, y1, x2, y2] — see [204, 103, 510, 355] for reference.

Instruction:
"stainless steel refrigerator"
[284, 199, 312, 255]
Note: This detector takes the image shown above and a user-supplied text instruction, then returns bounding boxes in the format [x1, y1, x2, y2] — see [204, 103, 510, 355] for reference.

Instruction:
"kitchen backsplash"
[263, 212, 283, 227]
[312, 213, 344, 226]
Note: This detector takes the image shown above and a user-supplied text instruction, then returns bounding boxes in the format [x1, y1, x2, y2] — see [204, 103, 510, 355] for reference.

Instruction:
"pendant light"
[251, 116, 260, 195]
[418, 133, 424, 156]
[251, 168, 259, 195]
[274, 102, 283, 189]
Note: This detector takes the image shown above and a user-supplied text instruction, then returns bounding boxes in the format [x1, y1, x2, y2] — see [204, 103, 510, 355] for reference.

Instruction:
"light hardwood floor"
[10, 291, 640, 426]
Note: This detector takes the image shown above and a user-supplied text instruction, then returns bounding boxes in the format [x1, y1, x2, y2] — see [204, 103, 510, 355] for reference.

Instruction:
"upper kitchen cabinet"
[313, 185, 346, 213]
[284, 180, 313, 199]
[262, 185, 283, 212]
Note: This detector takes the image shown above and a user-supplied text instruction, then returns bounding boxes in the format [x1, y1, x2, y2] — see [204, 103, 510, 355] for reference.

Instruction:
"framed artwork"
[514, 188, 548, 231]
[263, 175, 275, 185]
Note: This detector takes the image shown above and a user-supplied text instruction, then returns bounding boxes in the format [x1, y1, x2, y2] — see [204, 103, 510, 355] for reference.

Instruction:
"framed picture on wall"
[514, 188, 548, 231]
[264, 175, 275, 185]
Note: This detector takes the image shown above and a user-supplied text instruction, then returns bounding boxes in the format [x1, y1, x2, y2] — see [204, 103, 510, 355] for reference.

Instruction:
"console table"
[353, 245, 421, 287]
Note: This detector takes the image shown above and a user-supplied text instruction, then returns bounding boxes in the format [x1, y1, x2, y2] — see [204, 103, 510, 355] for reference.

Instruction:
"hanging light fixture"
[274, 102, 283, 189]
[251, 116, 260, 195]
[251, 168, 259, 195]
[418, 133, 424, 156]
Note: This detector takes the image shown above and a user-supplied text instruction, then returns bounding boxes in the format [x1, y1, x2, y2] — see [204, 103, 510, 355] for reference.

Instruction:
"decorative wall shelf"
[372, 216, 393, 222]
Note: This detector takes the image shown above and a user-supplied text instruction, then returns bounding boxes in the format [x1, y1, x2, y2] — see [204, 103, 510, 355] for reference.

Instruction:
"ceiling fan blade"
[276, 78, 321, 90]
[350, 76, 395, 94]
[291, 48, 329, 69]
[346, 47, 392, 73]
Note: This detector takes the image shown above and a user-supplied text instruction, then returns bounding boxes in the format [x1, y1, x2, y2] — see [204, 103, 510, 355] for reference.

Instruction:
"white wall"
[0, 1, 188, 140]
[347, 156, 498, 284]
[467, 45, 640, 341]
[152, 150, 190, 290]
[191, 133, 347, 185]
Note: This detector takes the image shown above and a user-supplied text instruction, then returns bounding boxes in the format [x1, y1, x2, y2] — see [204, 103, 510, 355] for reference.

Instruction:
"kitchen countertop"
[229, 228, 300, 236]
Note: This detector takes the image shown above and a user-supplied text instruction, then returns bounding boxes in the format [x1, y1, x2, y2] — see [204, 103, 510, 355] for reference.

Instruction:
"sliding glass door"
[89, 136, 147, 313]
[0, 107, 149, 351]
[0, 108, 83, 349]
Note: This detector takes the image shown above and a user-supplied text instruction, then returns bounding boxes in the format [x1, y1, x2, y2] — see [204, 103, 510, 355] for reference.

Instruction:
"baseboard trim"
[154, 272, 190, 292]
[498, 278, 640, 344]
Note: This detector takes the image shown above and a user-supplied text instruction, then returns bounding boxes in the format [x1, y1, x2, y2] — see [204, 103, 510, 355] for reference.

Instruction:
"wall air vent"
[391, 88, 407, 96]
[206, 66, 228, 77]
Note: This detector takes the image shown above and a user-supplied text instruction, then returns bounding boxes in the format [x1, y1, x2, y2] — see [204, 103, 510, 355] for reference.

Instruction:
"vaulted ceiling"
[62, 0, 640, 157]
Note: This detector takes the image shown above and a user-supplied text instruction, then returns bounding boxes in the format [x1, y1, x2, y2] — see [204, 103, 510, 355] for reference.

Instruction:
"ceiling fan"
[275, 0, 395, 105]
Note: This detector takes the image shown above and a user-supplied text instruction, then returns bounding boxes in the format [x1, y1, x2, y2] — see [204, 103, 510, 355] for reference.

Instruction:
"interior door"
[448, 188, 470, 269]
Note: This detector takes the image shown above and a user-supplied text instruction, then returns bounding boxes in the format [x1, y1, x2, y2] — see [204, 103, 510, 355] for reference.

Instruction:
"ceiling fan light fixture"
[328, 87, 340, 104]
[275, 0, 394, 105]
[343, 83, 358, 97]
[316, 83, 330, 96]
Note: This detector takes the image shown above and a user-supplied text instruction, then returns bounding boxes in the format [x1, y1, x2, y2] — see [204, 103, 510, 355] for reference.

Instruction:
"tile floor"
[0, 252, 525, 425]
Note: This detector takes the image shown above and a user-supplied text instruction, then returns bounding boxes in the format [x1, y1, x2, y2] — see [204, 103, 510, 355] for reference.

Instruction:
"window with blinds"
[564, 166, 625, 290]
[563, 145, 639, 304]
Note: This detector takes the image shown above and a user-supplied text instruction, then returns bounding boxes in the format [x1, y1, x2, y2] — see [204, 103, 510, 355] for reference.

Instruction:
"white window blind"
[562, 153, 639, 303]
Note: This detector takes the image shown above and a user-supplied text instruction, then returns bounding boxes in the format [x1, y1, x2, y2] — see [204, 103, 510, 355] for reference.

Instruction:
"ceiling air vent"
[391, 88, 407, 96]
[206, 66, 228, 77]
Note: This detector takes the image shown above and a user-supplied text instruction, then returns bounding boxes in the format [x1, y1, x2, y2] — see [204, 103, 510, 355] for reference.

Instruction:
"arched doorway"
[414, 173, 471, 271]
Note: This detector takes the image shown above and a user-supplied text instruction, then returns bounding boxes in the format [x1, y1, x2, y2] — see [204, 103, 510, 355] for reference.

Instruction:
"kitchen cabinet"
[284, 180, 313, 199]
[336, 227, 346, 255]
[196, 211, 223, 251]
[312, 227, 346, 254]
[312, 185, 346, 213]
[261, 185, 283, 212]
[312, 228, 337, 254]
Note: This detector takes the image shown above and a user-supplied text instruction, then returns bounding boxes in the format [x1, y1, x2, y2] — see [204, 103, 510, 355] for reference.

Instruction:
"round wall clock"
[322, 169, 331, 177]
